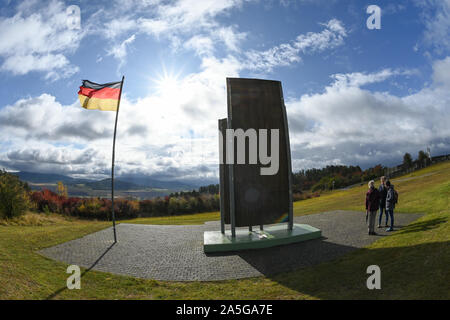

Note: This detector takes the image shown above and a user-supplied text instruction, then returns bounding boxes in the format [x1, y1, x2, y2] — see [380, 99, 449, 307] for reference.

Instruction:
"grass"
[120, 211, 220, 225]
[0, 161, 448, 299]
[0, 212, 73, 226]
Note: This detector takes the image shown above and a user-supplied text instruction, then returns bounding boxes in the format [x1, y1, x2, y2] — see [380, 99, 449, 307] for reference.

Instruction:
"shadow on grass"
[210, 214, 447, 299]
[268, 241, 449, 299]
[46, 242, 116, 300]
[393, 217, 447, 235]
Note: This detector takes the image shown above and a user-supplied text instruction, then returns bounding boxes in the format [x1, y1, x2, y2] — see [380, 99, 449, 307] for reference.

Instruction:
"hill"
[12, 171, 199, 190]
[117, 175, 201, 190]
[14, 171, 91, 184]
[81, 178, 144, 191]
[11, 170, 200, 199]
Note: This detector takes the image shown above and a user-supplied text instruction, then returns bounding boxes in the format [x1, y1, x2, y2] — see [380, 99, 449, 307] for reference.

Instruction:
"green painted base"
[203, 223, 321, 253]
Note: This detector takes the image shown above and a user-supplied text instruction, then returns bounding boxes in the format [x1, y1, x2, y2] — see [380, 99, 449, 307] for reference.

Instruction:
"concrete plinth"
[204, 223, 321, 253]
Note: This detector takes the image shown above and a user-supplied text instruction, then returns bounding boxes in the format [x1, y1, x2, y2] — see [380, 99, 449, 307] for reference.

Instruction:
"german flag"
[78, 80, 122, 111]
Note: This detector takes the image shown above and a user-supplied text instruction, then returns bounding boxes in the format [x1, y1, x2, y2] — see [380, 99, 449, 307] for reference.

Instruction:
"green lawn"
[0, 162, 448, 299]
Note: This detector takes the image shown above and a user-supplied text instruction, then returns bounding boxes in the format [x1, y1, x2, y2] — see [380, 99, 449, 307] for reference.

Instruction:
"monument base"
[203, 223, 321, 253]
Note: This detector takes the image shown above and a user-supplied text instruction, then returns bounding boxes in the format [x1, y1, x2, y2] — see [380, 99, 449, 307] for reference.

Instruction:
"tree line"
[0, 149, 436, 220]
[402, 150, 431, 169]
[0, 170, 219, 220]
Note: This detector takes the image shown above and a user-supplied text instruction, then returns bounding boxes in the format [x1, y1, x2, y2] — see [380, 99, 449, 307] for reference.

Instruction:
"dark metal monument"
[204, 78, 321, 252]
[221, 78, 292, 229]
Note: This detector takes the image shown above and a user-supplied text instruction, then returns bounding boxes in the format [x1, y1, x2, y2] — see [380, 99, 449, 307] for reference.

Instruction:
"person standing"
[365, 180, 380, 235]
[378, 176, 388, 228]
[385, 180, 396, 231]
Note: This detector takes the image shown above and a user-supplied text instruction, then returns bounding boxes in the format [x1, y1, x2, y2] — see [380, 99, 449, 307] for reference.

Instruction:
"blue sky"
[0, 0, 449, 183]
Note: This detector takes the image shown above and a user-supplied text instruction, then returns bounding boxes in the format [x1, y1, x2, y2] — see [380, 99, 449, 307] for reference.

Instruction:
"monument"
[204, 78, 321, 253]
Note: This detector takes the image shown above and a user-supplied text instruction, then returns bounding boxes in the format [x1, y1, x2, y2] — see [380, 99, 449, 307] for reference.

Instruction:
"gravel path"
[39, 210, 422, 281]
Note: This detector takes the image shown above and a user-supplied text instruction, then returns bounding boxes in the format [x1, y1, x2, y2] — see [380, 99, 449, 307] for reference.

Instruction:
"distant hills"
[11, 171, 207, 199]
[14, 171, 197, 190]
[15, 171, 90, 185]
[82, 178, 144, 191]
[117, 175, 200, 190]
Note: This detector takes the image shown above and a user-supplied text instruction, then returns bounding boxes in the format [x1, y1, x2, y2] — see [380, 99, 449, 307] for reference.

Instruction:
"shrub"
[31, 189, 63, 213]
[0, 170, 30, 219]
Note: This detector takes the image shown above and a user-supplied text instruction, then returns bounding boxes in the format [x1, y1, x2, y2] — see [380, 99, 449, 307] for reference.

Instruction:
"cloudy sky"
[0, 0, 449, 184]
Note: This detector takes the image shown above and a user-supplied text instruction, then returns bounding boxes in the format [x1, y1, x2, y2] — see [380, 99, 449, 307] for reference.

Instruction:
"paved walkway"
[39, 210, 422, 281]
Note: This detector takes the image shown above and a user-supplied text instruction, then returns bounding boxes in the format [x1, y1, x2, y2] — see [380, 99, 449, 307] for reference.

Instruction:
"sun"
[153, 69, 182, 97]
[156, 75, 179, 96]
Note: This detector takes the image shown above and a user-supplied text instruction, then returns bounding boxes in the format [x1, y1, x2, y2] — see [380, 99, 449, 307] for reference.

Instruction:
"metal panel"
[224, 78, 291, 227]
[218, 118, 229, 233]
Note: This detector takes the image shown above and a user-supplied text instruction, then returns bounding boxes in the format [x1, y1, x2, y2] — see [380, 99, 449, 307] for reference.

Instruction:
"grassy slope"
[0, 162, 448, 299]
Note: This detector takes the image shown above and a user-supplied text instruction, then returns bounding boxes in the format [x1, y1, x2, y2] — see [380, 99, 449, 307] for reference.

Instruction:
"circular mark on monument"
[244, 187, 260, 203]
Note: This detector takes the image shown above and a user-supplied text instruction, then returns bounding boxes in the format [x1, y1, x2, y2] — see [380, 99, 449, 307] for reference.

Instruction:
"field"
[0, 161, 448, 299]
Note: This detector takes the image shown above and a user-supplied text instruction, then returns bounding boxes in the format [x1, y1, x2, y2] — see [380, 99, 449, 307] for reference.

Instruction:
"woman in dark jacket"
[365, 180, 380, 235]
[378, 176, 389, 227]
[385, 180, 395, 231]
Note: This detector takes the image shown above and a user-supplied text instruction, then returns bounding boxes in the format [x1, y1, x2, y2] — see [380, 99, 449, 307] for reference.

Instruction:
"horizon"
[6, 148, 446, 187]
[0, 0, 449, 182]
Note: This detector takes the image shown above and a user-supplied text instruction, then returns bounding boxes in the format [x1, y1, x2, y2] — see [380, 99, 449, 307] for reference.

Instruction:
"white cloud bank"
[286, 61, 450, 169]
[0, 0, 83, 80]
[0, 1, 449, 182]
[1, 56, 449, 180]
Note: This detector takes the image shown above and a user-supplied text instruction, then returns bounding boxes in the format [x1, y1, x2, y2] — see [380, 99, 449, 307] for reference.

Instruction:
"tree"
[418, 150, 428, 168]
[403, 153, 413, 168]
[0, 170, 30, 219]
[57, 181, 68, 198]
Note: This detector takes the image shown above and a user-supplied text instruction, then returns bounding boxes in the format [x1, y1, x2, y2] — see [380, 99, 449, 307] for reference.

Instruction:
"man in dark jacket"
[365, 180, 380, 235]
[385, 180, 396, 231]
[378, 176, 389, 228]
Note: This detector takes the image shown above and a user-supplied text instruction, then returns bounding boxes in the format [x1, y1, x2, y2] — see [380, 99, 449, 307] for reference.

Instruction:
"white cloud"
[431, 56, 450, 86]
[184, 26, 246, 57]
[107, 34, 136, 72]
[1, 55, 449, 178]
[115, 0, 249, 38]
[285, 57, 450, 169]
[184, 35, 215, 56]
[104, 17, 138, 39]
[216, 26, 246, 52]
[0, 94, 115, 143]
[0, 0, 83, 79]
[416, 0, 450, 54]
[1, 1, 448, 179]
[0, 55, 241, 180]
[93, 0, 250, 67]
[330, 69, 418, 89]
[1, 53, 79, 80]
[244, 19, 347, 71]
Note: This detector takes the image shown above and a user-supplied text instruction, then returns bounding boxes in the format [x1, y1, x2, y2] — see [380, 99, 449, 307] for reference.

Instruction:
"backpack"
[394, 190, 399, 204]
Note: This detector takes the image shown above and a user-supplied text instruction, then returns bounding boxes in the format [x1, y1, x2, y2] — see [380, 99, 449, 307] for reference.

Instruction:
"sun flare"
[154, 72, 181, 96]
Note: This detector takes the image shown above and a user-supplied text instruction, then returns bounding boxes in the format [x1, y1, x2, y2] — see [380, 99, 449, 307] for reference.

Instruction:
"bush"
[0, 170, 30, 219]
[28, 187, 221, 220]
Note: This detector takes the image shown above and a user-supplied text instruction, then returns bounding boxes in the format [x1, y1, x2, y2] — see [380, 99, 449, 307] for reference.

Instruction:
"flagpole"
[111, 75, 124, 243]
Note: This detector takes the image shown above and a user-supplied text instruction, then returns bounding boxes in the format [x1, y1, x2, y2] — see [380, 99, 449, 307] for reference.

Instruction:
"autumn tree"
[57, 181, 68, 198]
[0, 170, 30, 219]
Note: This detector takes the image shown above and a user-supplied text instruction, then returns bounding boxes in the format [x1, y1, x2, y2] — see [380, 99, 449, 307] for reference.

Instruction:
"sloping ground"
[0, 161, 448, 299]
